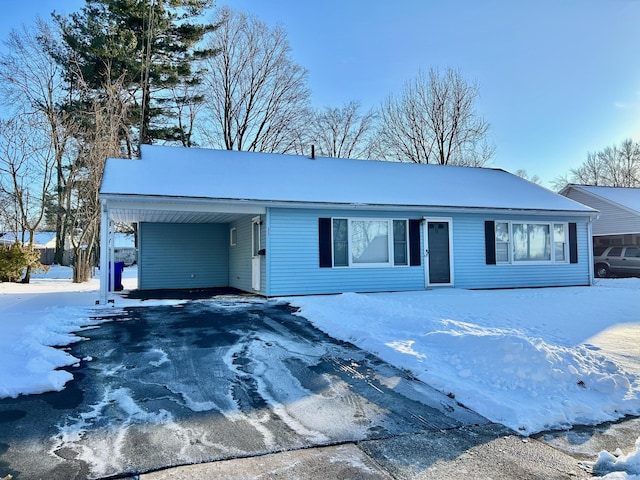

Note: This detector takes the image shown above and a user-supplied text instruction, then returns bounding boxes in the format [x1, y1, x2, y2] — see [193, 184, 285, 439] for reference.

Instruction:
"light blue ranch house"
[98, 145, 597, 303]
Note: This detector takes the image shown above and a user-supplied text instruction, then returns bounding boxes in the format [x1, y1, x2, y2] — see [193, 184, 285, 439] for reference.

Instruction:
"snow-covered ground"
[288, 281, 640, 480]
[0, 266, 638, 478]
[289, 281, 640, 436]
[0, 265, 170, 399]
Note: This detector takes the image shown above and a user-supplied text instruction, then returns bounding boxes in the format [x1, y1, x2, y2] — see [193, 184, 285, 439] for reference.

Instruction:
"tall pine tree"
[54, 0, 216, 154]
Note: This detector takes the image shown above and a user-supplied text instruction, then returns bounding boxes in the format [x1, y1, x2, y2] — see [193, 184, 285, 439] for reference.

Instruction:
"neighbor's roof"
[100, 145, 595, 214]
[564, 185, 640, 214]
[0, 231, 56, 248]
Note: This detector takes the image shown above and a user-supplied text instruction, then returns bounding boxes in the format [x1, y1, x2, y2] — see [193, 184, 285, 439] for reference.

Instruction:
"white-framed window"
[495, 222, 510, 263]
[554, 224, 566, 262]
[495, 222, 568, 264]
[230, 227, 237, 246]
[332, 218, 349, 267]
[331, 218, 408, 268]
[393, 219, 409, 266]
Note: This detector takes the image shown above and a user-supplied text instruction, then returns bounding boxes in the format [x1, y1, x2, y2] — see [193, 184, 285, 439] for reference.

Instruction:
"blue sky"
[2, 1, 640, 185]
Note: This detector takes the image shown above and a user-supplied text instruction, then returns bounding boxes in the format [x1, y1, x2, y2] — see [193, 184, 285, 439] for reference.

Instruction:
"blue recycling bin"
[109, 261, 125, 291]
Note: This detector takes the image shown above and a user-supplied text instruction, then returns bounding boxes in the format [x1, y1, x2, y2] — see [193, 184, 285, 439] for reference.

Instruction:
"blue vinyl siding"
[136, 210, 591, 295]
[229, 214, 265, 294]
[265, 208, 592, 296]
[451, 214, 591, 289]
[266, 208, 424, 296]
[139, 223, 229, 290]
[229, 216, 253, 292]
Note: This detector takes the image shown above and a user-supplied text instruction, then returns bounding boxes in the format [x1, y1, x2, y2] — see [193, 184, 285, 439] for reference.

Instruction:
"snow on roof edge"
[564, 184, 640, 214]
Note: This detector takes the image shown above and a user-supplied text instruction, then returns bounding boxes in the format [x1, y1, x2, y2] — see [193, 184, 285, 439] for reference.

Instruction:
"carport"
[99, 195, 265, 304]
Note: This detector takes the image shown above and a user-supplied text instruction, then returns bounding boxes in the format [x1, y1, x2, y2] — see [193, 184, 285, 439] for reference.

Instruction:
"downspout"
[109, 216, 115, 294]
[99, 200, 110, 304]
[587, 216, 596, 286]
[421, 217, 428, 289]
[264, 208, 270, 296]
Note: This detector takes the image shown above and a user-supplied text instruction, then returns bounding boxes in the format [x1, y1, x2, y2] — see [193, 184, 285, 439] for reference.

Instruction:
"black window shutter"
[409, 219, 421, 266]
[485, 221, 496, 265]
[318, 218, 332, 268]
[569, 222, 578, 264]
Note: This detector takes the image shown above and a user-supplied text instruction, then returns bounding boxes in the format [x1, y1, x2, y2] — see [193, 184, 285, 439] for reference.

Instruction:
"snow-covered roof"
[565, 185, 640, 214]
[100, 145, 595, 214]
[0, 231, 134, 248]
[0, 231, 56, 248]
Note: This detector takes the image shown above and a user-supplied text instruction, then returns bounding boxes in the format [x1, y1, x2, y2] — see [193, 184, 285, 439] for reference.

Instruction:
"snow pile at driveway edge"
[1, 305, 102, 398]
[594, 437, 640, 479]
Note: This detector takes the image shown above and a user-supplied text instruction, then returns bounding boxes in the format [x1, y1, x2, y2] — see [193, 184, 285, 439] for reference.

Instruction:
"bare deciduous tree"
[377, 68, 493, 166]
[199, 7, 310, 153]
[66, 72, 129, 283]
[0, 19, 76, 265]
[306, 101, 376, 159]
[563, 139, 640, 188]
[514, 169, 541, 185]
[0, 115, 55, 282]
[569, 152, 607, 186]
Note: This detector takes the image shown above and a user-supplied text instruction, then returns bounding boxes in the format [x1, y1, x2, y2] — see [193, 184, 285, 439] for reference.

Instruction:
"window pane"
[496, 222, 509, 242]
[393, 220, 408, 266]
[252, 221, 260, 256]
[496, 242, 510, 263]
[625, 247, 640, 258]
[513, 224, 550, 261]
[333, 219, 348, 266]
[608, 247, 622, 257]
[495, 222, 510, 263]
[394, 246, 407, 265]
[393, 220, 407, 241]
[351, 220, 389, 264]
[554, 224, 566, 262]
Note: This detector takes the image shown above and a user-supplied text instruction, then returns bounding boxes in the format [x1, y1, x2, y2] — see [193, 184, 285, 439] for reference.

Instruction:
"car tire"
[595, 264, 610, 278]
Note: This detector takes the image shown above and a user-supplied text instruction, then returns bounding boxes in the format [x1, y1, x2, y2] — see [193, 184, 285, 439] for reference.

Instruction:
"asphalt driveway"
[0, 297, 486, 480]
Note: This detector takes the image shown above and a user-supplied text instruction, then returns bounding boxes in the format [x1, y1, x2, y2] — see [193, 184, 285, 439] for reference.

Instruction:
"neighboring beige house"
[560, 185, 640, 247]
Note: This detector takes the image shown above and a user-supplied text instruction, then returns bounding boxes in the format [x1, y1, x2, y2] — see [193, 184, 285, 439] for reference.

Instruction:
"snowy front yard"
[287, 280, 640, 479]
[0, 266, 639, 478]
[288, 280, 640, 436]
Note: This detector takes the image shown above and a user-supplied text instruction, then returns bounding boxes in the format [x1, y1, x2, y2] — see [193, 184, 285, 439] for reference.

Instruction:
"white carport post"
[588, 217, 595, 286]
[99, 199, 112, 304]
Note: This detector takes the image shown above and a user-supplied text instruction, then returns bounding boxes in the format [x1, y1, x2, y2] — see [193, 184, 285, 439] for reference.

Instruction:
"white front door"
[423, 217, 454, 287]
[251, 217, 261, 291]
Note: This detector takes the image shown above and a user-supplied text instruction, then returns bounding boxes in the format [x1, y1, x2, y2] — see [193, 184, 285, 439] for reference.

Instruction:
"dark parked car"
[594, 245, 640, 278]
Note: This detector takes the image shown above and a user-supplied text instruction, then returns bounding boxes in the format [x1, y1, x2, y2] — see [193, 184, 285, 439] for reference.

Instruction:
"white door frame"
[251, 216, 261, 291]
[423, 217, 454, 287]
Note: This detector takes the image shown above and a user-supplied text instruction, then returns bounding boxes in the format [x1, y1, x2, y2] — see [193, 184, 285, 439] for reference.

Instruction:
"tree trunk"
[72, 248, 93, 283]
[21, 264, 32, 284]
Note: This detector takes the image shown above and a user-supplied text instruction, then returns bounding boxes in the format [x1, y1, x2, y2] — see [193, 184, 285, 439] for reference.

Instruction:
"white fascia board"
[101, 194, 597, 219]
[273, 201, 597, 218]
[102, 194, 266, 215]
